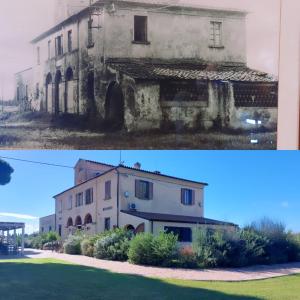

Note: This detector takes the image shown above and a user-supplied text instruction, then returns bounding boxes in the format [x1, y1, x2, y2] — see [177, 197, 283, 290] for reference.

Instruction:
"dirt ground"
[0, 110, 277, 150]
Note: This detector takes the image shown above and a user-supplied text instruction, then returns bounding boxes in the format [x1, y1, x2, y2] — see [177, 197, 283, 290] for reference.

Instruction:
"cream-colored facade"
[39, 214, 56, 233]
[52, 159, 236, 242]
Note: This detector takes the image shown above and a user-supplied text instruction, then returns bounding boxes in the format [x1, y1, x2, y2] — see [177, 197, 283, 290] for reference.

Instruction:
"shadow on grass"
[0, 259, 262, 300]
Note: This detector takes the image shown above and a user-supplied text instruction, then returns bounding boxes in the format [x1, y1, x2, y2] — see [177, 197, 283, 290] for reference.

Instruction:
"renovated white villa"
[40, 159, 236, 242]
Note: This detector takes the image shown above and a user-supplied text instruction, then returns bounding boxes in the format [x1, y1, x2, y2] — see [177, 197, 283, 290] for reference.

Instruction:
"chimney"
[134, 162, 141, 170]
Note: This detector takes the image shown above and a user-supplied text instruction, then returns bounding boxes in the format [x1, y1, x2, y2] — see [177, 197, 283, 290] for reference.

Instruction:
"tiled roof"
[121, 210, 238, 226]
[107, 59, 277, 82]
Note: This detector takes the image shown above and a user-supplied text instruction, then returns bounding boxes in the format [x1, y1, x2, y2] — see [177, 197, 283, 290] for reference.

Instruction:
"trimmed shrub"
[94, 228, 132, 261]
[63, 234, 84, 255]
[128, 233, 154, 265]
[174, 247, 198, 269]
[128, 232, 178, 266]
[81, 238, 95, 257]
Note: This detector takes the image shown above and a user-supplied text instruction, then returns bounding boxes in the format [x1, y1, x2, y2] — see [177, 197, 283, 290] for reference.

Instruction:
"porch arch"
[54, 70, 62, 114]
[45, 73, 53, 113]
[65, 67, 74, 113]
[66, 217, 73, 227]
[84, 214, 93, 225]
[75, 216, 82, 229]
[105, 81, 125, 130]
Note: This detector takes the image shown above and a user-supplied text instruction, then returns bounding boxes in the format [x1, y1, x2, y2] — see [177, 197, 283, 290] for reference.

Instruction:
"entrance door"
[105, 81, 125, 129]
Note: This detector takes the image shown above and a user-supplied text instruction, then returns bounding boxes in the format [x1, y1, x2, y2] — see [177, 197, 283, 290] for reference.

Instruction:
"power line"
[0, 156, 73, 169]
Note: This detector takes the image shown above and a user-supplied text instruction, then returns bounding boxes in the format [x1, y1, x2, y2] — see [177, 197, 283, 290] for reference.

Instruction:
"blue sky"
[0, 150, 299, 233]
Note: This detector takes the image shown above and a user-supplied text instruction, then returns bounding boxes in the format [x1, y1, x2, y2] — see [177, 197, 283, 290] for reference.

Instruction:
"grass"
[0, 258, 299, 300]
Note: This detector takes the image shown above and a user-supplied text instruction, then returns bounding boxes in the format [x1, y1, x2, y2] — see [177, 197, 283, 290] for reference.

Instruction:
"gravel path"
[9, 249, 300, 282]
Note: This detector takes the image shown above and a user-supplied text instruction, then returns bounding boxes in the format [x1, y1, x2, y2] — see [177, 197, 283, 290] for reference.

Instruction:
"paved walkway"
[5, 249, 300, 282]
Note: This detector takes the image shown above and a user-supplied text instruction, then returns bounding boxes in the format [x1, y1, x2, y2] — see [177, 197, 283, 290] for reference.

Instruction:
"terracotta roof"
[107, 59, 277, 82]
[121, 210, 237, 226]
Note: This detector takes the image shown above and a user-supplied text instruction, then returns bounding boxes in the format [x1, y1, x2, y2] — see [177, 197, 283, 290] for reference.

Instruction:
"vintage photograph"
[0, 0, 280, 149]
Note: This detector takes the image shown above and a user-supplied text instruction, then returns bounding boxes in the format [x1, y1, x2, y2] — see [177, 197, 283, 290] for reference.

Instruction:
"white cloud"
[281, 201, 289, 208]
[0, 212, 38, 220]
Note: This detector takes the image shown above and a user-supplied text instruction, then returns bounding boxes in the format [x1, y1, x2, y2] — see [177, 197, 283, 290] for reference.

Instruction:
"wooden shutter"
[181, 188, 185, 204]
[149, 182, 153, 200]
[192, 190, 195, 205]
[135, 180, 140, 198]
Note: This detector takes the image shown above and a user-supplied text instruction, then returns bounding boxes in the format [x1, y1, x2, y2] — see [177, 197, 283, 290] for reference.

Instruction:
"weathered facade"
[28, 0, 278, 131]
[50, 159, 237, 243]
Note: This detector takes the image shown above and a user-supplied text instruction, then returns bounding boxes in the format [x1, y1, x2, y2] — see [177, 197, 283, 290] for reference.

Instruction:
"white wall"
[277, 0, 300, 150]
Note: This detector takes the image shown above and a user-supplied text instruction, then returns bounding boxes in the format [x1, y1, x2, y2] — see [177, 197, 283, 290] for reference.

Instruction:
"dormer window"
[210, 21, 223, 48]
[133, 16, 149, 44]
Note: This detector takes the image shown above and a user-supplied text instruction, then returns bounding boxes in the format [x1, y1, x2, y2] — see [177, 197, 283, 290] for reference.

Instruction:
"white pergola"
[0, 222, 25, 255]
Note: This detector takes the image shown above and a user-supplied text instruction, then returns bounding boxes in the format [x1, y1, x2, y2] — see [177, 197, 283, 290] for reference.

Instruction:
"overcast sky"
[0, 0, 280, 99]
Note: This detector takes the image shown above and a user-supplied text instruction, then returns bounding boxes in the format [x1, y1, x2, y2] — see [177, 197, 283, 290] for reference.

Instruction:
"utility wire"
[0, 156, 73, 169]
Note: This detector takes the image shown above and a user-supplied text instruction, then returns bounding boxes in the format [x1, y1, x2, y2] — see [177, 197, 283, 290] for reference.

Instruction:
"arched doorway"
[84, 214, 93, 225]
[67, 217, 73, 227]
[105, 81, 125, 129]
[54, 70, 62, 114]
[45, 73, 52, 113]
[75, 216, 82, 229]
[65, 67, 74, 113]
[125, 224, 135, 232]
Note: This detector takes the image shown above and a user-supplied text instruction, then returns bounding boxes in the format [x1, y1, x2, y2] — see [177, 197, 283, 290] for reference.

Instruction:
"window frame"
[135, 179, 153, 200]
[181, 188, 195, 206]
[209, 21, 224, 49]
[75, 192, 83, 207]
[85, 188, 93, 205]
[67, 30, 72, 52]
[133, 15, 150, 44]
[164, 226, 192, 242]
[104, 180, 112, 200]
[104, 217, 111, 231]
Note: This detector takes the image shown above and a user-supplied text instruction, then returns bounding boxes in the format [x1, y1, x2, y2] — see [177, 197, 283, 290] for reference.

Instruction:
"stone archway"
[67, 217, 73, 228]
[84, 214, 93, 225]
[105, 81, 125, 130]
[75, 216, 82, 229]
[45, 73, 52, 113]
[125, 224, 135, 232]
[54, 70, 62, 114]
[65, 67, 74, 113]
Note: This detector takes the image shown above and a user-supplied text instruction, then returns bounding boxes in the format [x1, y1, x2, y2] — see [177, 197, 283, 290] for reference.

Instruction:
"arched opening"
[75, 216, 82, 229]
[125, 224, 135, 232]
[67, 217, 73, 227]
[84, 214, 93, 225]
[54, 70, 62, 114]
[45, 73, 52, 113]
[86, 71, 96, 116]
[135, 223, 145, 234]
[105, 81, 125, 130]
[65, 67, 74, 113]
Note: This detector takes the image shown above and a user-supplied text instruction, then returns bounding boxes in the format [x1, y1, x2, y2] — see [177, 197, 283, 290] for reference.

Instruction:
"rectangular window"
[68, 195, 72, 210]
[58, 225, 62, 236]
[181, 188, 195, 206]
[210, 21, 222, 47]
[85, 188, 93, 205]
[37, 47, 40, 65]
[165, 226, 192, 242]
[135, 180, 153, 200]
[58, 199, 62, 212]
[68, 30, 72, 52]
[48, 40, 51, 59]
[55, 35, 63, 56]
[75, 192, 83, 207]
[87, 19, 94, 47]
[105, 180, 111, 200]
[104, 217, 111, 231]
[134, 16, 148, 43]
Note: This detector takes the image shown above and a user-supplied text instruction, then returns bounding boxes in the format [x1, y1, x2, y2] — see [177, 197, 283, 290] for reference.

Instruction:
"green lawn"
[0, 258, 299, 300]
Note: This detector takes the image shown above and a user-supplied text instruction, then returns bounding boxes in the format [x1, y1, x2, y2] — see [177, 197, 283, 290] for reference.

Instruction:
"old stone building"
[25, 0, 277, 131]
